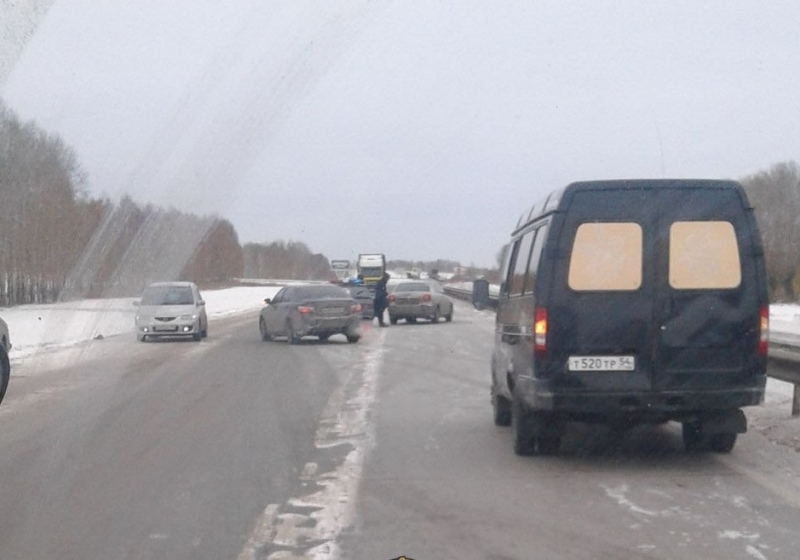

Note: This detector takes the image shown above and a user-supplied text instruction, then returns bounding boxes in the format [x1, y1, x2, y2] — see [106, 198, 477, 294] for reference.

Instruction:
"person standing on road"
[373, 272, 390, 327]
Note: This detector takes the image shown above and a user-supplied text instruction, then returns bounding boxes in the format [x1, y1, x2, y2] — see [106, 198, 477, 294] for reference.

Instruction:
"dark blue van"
[491, 180, 769, 455]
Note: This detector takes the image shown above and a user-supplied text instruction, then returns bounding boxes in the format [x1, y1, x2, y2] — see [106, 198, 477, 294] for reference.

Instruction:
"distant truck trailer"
[330, 259, 351, 282]
[357, 253, 386, 285]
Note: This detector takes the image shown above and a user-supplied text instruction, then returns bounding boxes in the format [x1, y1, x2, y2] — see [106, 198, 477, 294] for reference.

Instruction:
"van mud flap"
[698, 409, 747, 435]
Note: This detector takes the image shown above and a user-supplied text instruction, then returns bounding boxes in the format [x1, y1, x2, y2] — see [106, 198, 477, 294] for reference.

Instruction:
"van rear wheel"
[511, 392, 535, 455]
[710, 433, 737, 453]
[492, 393, 512, 426]
[537, 437, 561, 455]
[682, 421, 704, 451]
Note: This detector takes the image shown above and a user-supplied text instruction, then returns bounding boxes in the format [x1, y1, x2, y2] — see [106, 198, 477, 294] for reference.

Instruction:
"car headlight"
[180, 314, 197, 320]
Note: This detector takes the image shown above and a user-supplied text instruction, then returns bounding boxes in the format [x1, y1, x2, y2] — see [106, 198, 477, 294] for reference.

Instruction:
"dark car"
[0, 317, 10, 406]
[346, 285, 375, 319]
[387, 280, 454, 324]
[492, 180, 769, 456]
[259, 284, 362, 343]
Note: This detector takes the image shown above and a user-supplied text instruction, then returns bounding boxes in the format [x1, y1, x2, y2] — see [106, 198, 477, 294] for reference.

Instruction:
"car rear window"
[295, 285, 349, 299]
[393, 283, 430, 293]
[669, 221, 741, 289]
[568, 222, 643, 291]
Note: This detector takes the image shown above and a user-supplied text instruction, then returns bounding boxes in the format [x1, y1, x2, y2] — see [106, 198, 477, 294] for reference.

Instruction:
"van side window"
[669, 221, 741, 289]
[568, 222, 642, 291]
[510, 231, 535, 296]
[523, 224, 548, 293]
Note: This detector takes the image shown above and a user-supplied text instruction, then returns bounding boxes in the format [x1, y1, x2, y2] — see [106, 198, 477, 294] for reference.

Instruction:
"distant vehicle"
[259, 284, 362, 343]
[330, 259, 351, 282]
[387, 280, 454, 325]
[357, 253, 386, 286]
[346, 285, 375, 319]
[492, 180, 769, 456]
[134, 282, 208, 342]
[0, 317, 11, 406]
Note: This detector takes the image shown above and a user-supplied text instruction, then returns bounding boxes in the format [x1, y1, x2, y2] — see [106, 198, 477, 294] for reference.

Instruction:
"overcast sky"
[3, 0, 799, 267]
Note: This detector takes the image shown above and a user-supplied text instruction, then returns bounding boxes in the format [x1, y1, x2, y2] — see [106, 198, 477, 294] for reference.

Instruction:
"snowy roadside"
[0, 285, 281, 363]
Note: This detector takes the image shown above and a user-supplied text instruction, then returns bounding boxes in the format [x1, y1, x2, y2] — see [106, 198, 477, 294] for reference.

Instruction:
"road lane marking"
[238, 329, 386, 560]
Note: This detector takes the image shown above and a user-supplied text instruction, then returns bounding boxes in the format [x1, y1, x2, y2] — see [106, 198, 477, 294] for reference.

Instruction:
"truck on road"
[357, 253, 386, 286]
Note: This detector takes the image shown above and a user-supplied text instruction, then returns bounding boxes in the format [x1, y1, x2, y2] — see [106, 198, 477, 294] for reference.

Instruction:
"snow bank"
[1, 286, 280, 361]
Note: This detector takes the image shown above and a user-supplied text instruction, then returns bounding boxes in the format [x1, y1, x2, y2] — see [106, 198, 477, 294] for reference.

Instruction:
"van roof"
[514, 179, 746, 233]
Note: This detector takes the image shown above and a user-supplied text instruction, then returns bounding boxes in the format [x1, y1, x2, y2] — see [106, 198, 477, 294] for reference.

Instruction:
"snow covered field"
[1, 287, 799, 409]
[1, 285, 281, 362]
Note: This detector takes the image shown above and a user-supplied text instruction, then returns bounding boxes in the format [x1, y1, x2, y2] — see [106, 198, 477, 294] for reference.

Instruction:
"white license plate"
[568, 355, 635, 371]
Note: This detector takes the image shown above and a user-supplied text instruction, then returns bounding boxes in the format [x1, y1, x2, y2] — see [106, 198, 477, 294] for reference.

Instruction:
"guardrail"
[442, 282, 499, 309]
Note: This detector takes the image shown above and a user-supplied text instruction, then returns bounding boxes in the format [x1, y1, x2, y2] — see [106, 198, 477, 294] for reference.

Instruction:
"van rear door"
[550, 188, 657, 393]
[653, 186, 760, 391]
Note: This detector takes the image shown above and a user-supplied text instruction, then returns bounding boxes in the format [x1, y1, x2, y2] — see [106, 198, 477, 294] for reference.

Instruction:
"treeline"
[242, 241, 331, 280]
[740, 161, 800, 301]
[0, 101, 330, 306]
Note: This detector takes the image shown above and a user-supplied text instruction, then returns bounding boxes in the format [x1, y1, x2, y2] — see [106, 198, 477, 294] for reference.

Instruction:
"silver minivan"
[134, 282, 208, 342]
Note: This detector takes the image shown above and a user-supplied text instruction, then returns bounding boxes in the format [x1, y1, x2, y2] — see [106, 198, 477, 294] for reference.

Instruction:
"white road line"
[237, 329, 386, 560]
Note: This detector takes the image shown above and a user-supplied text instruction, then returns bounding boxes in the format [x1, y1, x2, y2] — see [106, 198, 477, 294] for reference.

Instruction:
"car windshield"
[140, 286, 194, 306]
[2, 3, 800, 559]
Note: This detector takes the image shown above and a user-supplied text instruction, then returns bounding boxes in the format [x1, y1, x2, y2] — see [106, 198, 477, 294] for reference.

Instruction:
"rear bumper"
[388, 303, 435, 318]
[300, 315, 360, 335]
[518, 375, 766, 421]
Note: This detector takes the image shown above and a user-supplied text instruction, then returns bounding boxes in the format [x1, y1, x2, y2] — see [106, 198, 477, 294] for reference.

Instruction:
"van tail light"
[388, 294, 396, 303]
[422, 293, 432, 302]
[297, 305, 314, 314]
[757, 305, 769, 356]
[533, 307, 548, 359]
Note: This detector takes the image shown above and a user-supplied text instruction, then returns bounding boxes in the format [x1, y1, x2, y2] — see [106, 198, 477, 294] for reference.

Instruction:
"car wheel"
[259, 318, 271, 342]
[389, 315, 398, 325]
[137, 333, 147, 342]
[346, 333, 360, 343]
[682, 420, 704, 451]
[445, 306, 453, 322]
[192, 330, 202, 342]
[710, 433, 737, 453]
[286, 320, 300, 344]
[431, 307, 440, 323]
[511, 391, 535, 456]
[201, 322, 208, 338]
[0, 347, 9, 406]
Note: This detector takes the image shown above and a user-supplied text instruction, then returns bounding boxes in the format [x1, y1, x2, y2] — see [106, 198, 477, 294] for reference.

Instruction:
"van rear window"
[669, 221, 741, 289]
[568, 223, 642, 291]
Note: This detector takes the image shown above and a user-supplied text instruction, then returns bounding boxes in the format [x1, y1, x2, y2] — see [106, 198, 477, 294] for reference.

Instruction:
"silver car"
[387, 280, 454, 325]
[134, 282, 208, 342]
[0, 317, 10, 406]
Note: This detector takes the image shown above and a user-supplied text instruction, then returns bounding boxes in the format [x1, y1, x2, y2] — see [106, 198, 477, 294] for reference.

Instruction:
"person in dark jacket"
[373, 272, 390, 327]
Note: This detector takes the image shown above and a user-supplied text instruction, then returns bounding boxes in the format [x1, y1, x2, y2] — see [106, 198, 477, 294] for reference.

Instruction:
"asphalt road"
[1, 303, 800, 560]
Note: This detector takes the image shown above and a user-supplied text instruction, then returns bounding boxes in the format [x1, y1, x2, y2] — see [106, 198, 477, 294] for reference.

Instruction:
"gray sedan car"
[259, 284, 361, 343]
[134, 282, 208, 342]
[387, 280, 454, 325]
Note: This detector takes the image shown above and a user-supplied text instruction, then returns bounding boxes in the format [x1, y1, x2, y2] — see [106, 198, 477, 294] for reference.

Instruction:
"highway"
[1, 303, 800, 560]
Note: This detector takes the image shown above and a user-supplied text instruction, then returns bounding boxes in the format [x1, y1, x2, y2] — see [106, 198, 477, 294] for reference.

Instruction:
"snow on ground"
[1, 285, 281, 362]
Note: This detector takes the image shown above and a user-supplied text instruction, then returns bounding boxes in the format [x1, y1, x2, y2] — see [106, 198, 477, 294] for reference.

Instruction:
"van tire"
[512, 392, 535, 455]
[259, 318, 271, 342]
[537, 437, 561, 455]
[682, 421, 704, 451]
[710, 433, 737, 453]
[492, 393, 512, 426]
